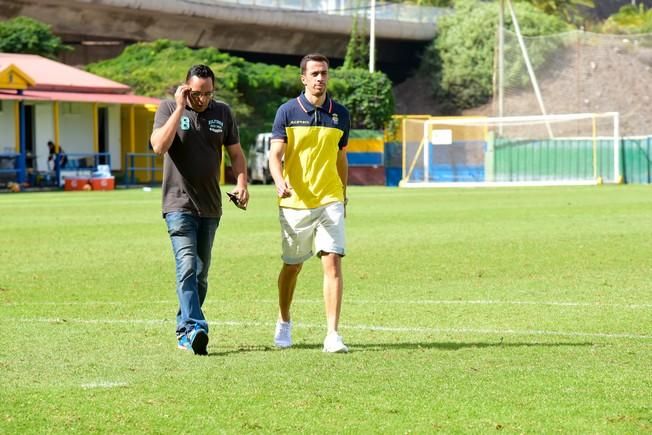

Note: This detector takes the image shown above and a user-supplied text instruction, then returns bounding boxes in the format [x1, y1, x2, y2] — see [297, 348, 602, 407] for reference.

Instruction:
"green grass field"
[1, 185, 651, 433]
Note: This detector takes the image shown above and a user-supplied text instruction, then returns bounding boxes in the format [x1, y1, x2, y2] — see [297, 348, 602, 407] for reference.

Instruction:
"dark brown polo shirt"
[154, 99, 239, 218]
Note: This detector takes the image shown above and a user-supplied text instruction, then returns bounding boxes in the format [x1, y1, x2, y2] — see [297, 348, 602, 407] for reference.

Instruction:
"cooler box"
[64, 177, 90, 191]
[90, 177, 115, 190]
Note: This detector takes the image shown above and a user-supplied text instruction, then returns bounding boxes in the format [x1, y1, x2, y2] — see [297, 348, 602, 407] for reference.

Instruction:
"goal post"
[399, 112, 621, 188]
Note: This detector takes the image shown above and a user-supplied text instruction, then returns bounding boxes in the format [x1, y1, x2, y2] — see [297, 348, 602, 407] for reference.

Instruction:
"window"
[61, 102, 80, 115]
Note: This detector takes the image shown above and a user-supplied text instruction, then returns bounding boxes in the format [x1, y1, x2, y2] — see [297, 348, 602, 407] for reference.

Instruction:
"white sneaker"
[274, 320, 292, 348]
[323, 332, 348, 353]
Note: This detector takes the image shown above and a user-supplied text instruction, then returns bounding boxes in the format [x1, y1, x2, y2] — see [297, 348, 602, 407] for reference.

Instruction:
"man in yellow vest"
[269, 53, 350, 353]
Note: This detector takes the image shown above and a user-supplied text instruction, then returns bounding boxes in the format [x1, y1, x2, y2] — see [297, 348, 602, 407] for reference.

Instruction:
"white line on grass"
[81, 381, 128, 389]
[4, 299, 652, 309]
[4, 317, 652, 340]
[267, 299, 652, 309]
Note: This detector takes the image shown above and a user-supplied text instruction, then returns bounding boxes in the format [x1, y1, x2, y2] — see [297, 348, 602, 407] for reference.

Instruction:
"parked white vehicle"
[247, 132, 273, 184]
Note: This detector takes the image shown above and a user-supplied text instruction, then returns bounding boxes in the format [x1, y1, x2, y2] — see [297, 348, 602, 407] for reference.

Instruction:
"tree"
[421, 0, 568, 110]
[343, 1, 369, 70]
[338, 0, 393, 129]
[87, 39, 301, 149]
[601, 3, 652, 33]
[406, 0, 453, 6]
[0, 16, 70, 58]
[525, 0, 595, 24]
[330, 68, 394, 129]
[88, 39, 395, 145]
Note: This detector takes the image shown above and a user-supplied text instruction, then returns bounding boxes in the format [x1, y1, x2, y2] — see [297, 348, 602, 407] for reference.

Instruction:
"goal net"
[498, 29, 652, 137]
[399, 112, 620, 187]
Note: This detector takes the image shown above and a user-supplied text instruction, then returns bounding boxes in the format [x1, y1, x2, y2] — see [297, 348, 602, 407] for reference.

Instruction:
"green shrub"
[601, 4, 652, 34]
[330, 68, 394, 130]
[86, 40, 293, 148]
[87, 40, 394, 146]
[0, 16, 70, 58]
[236, 62, 302, 143]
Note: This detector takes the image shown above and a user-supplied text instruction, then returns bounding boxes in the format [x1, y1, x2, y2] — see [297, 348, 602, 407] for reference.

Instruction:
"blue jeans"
[164, 212, 220, 337]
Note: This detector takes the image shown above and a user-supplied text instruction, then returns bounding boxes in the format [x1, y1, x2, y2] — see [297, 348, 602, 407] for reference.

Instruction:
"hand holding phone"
[226, 192, 247, 210]
[174, 85, 190, 107]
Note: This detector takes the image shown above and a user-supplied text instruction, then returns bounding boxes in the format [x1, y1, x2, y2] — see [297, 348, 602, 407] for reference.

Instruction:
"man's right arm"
[150, 86, 189, 155]
[269, 139, 292, 198]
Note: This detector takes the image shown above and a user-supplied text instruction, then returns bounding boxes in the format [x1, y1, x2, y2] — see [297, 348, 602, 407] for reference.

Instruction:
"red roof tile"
[0, 53, 131, 93]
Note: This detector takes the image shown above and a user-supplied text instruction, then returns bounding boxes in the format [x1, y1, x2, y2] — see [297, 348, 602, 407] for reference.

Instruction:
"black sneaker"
[188, 325, 209, 355]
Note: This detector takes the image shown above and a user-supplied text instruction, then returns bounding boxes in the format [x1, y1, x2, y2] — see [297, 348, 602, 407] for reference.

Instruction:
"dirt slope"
[394, 42, 652, 136]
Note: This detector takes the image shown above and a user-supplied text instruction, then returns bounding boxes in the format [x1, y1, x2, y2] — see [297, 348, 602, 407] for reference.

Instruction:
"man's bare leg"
[321, 253, 343, 334]
[278, 262, 302, 322]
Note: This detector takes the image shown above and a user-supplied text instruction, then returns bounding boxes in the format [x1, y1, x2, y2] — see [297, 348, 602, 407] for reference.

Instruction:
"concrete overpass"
[0, 0, 447, 79]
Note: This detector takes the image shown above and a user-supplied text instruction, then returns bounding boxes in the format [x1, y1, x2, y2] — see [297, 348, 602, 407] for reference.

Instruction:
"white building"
[0, 53, 159, 185]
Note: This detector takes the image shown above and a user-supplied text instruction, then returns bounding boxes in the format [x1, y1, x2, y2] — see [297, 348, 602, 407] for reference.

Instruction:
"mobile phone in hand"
[226, 192, 246, 210]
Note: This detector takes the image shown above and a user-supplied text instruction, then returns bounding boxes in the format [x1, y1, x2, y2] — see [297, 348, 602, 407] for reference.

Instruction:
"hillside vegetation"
[86, 40, 394, 148]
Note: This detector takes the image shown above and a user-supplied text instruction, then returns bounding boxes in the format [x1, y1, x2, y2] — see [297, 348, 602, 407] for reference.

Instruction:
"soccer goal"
[399, 112, 621, 188]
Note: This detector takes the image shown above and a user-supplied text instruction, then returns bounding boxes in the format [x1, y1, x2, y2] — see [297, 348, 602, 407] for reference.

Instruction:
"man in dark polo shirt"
[150, 64, 249, 355]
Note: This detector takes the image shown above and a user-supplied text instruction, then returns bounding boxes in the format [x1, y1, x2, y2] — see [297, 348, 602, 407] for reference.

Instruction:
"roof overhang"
[0, 90, 159, 105]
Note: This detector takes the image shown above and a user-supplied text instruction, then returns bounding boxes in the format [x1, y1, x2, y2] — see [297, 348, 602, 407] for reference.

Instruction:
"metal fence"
[212, 0, 448, 23]
[124, 153, 162, 185]
[0, 153, 19, 185]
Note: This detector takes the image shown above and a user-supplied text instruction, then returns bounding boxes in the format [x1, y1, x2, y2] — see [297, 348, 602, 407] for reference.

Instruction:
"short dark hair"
[300, 54, 329, 74]
[185, 64, 215, 85]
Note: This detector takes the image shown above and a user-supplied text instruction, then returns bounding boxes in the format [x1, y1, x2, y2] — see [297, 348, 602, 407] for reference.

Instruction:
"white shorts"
[279, 202, 346, 264]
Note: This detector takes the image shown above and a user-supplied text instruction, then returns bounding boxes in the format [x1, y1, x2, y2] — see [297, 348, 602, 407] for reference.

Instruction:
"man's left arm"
[336, 148, 348, 203]
[225, 143, 249, 207]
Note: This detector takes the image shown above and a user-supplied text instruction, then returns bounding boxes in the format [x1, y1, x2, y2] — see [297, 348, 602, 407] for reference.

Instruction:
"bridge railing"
[216, 0, 448, 24]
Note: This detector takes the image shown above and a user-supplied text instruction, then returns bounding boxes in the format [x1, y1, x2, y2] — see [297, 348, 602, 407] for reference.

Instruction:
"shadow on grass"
[207, 341, 594, 355]
[207, 345, 276, 356]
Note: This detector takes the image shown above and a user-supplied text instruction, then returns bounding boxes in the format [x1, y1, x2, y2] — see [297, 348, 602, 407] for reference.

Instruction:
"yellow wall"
[0, 101, 18, 152]
[120, 105, 161, 183]
[429, 117, 487, 143]
[347, 138, 384, 153]
[388, 115, 487, 146]
[386, 115, 431, 143]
